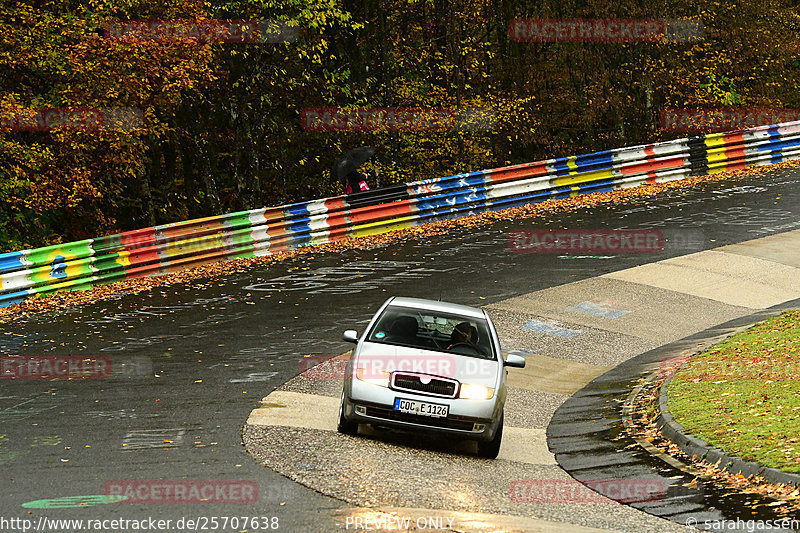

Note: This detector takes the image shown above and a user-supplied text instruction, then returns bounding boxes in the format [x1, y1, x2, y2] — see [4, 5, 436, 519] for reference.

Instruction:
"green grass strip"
[668, 310, 800, 474]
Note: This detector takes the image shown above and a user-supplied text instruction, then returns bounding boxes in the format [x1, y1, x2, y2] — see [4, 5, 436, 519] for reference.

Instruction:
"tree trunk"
[197, 136, 221, 215]
[148, 137, 162, 223]
[234, 108, 261, 210]
[180, 136, 200, 219]
[138, 150, 156, 227]
[164, 138, 177, 196]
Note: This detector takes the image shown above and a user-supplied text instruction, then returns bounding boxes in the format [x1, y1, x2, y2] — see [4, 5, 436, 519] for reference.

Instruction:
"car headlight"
[459, 383, 494, 400]
[355, 368, 390, 387]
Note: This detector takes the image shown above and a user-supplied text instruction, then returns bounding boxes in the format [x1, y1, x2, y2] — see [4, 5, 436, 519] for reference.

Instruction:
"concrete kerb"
[655, 304, 800, 488]
[553, 298, 800, 501]
[548, 296, 800, 525]
[244, 230, 800, 530]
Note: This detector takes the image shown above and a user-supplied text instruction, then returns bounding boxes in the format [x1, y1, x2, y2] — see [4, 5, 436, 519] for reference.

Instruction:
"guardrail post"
[687, 135, 709, 176]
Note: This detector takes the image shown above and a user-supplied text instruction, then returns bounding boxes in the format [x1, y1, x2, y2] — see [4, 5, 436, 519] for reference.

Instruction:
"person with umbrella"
[332, 147, 374, 194]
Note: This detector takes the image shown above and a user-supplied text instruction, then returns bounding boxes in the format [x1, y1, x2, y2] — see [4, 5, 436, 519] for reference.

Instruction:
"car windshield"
[366, 305, 496, 360]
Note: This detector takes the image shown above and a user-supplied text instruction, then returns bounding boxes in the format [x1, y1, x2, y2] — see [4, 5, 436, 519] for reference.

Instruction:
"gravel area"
[505, 386, 569, 429]
[244, 425, 690, 533]
[489, 307, 656, 367]
[278, 354, 350, 398]
[240, 275, 720, 533]
[277, 367, 566, 431]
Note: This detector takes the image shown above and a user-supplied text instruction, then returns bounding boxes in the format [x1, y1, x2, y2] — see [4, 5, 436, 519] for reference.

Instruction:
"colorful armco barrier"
[3, 120, 800, 307]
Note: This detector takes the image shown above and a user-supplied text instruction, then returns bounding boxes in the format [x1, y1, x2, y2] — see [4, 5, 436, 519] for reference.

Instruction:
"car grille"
[391, 373, 458, 398]
[363, 406, 476, 431]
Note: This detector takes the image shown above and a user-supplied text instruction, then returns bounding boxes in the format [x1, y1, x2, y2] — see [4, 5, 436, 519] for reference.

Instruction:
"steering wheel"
[448, 342, 483, 355]
[429, 337, 445, 350]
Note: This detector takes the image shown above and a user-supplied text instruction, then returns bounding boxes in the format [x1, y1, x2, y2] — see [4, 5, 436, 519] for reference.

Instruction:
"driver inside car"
[447, 321, 474, 350]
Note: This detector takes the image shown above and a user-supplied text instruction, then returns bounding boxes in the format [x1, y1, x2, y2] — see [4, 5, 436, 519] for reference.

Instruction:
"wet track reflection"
[2, 169, 800, 531]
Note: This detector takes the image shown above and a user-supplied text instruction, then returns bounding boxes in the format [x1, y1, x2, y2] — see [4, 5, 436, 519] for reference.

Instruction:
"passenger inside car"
[369, 309, 495, 358]
[386, 315, 419, 346]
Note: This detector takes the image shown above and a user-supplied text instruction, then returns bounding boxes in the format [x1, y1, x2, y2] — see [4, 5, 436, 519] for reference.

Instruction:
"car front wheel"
[477, 413, 503, 459]
[337, 392, 359, 435]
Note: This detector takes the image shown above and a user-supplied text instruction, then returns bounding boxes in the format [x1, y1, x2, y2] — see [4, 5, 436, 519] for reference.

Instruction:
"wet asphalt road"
[548, 298, 800, 529]
[2, 168, 800, 531]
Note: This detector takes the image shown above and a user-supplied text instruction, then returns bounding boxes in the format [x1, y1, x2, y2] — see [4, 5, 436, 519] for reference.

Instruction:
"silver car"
[337, 296, 525, 458]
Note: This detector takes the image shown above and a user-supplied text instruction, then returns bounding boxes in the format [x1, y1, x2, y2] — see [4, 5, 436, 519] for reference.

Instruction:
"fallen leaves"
[1, 159, 798, 326]
[628, 346, 800, 518]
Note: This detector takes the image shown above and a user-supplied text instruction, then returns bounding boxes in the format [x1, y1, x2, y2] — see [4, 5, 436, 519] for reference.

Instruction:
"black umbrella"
[331, 146, 376, 181]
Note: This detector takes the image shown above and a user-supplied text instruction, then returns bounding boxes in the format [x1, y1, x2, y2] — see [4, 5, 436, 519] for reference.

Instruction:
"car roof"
[386, 297, 486, 319]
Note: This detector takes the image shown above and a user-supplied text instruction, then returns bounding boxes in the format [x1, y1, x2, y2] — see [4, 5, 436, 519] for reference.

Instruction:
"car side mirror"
[503, 353, 526, 368]
[343, 330, 359, 343]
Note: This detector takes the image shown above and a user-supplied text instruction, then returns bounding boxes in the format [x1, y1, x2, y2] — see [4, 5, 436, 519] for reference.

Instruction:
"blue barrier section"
[551, 151, 615, 175]
[5, 120, 800, 308]
[0, 252, 26, 275]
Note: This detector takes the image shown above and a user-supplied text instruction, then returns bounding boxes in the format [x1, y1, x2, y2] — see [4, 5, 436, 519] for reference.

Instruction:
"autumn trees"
[0, 0, 214, 249]
[2, 0, 800, 251]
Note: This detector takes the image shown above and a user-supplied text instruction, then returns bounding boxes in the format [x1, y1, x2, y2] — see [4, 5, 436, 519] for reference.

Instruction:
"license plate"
[393, 398, 448, 418]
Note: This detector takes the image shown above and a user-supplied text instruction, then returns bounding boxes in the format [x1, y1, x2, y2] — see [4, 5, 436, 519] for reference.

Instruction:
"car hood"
[354, 341, 499, 387]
